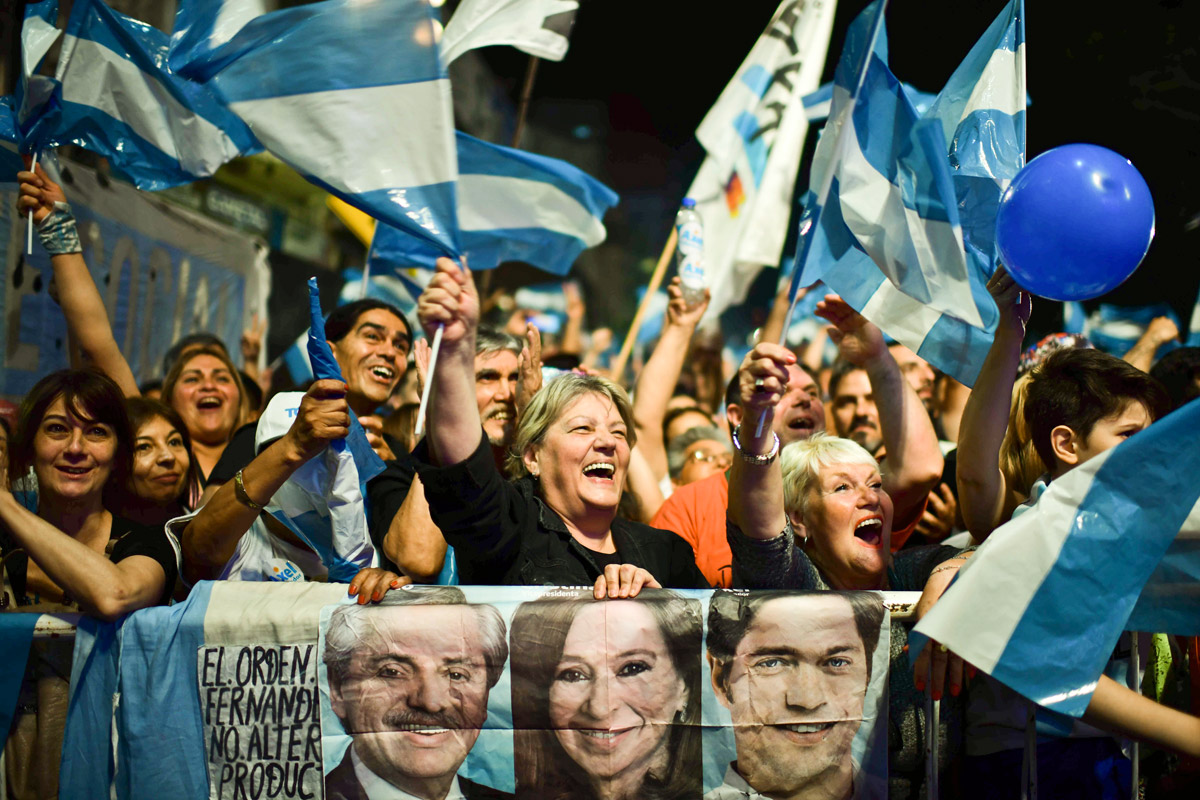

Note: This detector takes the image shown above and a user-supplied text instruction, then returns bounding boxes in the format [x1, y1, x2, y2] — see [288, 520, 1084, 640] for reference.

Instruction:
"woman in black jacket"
[415, 258, 706, 595]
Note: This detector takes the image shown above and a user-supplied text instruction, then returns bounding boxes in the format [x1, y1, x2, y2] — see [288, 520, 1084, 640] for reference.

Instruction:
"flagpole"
[26, 151, 39, 255]
[611, 227, 678, 380]
[511, 55, 540, 149]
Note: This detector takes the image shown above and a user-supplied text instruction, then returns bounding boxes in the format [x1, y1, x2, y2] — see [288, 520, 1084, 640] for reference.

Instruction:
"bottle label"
[677, 221, 705, 287]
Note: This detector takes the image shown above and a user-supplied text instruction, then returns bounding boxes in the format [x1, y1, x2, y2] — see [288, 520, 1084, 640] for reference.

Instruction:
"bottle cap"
[680, 197, 696, 209]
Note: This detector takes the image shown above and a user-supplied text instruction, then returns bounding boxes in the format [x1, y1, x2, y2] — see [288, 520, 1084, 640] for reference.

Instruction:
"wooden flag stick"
[611, 227, 678, 380]
[511, 55, 541, 149]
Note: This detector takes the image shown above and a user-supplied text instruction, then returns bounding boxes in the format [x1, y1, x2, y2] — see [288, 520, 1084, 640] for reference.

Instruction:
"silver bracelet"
[37, 202, 82, 255]
[731, 424, 780, 466]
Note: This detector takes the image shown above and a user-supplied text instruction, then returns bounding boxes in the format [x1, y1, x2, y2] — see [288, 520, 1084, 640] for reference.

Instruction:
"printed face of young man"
[714, 594, 870, 797]
[329, 605, 490, 796]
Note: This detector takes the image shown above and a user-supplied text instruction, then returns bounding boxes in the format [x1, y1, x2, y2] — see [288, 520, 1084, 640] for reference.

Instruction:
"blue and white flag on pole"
[803, 79, 937, 122]
[38, 0, 259, 190]
[790, 0, 1025, 386]
[368, 131, 617, 275]
[246, 279, 387, 583]
[206, 0, 461, 257]
[686, 0, 839, 318]
[11, 0, 61, 149]
[914, 397, 1200, 718]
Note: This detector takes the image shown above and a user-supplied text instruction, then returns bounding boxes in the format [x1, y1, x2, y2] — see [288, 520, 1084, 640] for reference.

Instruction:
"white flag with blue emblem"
[441, 0, 579, 65]
[35, 0, 259, 190]
[367, 131, 617, 275]
[791, 0, 1025, 386]
[205, 0, 461, 257]
[685, 0, 839, 317]
[913, 397, 1200, 718]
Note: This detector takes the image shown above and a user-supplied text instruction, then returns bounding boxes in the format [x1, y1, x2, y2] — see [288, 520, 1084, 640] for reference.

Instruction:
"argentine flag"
[36, 0, 259, 191]
[914, 397, 1200, 718]
[204, 0, 460, 257]
[791, 0, 1025, 386]
[368, 131, 618, 276]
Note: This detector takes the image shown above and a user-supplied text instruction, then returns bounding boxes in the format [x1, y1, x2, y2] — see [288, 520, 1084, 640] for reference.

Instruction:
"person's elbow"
[89, 580, 160, 622]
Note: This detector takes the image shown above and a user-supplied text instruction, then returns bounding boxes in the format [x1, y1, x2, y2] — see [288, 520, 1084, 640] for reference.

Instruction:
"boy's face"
[1064, 400, 1152, 469]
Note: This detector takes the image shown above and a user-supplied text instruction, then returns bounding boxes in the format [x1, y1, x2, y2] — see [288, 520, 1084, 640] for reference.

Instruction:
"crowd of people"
[5, 159, 1200, 800]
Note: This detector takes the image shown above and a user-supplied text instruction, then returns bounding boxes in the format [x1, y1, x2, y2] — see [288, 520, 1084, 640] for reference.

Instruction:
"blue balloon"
[994, 144, 1154, 301]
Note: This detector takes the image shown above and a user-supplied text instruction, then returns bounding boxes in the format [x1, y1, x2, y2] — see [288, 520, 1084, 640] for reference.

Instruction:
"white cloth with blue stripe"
[441, 0, 578, 65]
[790, 0, 1025, 386]
[33, 0, 259, 190]
[200, 0, 461, 257]
[684, 0, 839, 318]
[914, 396, 1200, 718]
[368, 131, 617, 276]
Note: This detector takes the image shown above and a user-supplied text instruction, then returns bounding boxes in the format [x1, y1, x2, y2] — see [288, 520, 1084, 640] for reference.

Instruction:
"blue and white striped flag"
[367, 131, 616, 276]
[11, 0, 61, 149]
[35, 0, 259, 190]
[168, 0, 268, 78]
[803, 79, 937, 122]
[790, 0, 1025, 386]
[205, 0, 461, 256]
[441, 0, 579, 65]
[1073, 302, 1181, 357]
[914, 397, 1200, 718]
[687, 0, 839, 318]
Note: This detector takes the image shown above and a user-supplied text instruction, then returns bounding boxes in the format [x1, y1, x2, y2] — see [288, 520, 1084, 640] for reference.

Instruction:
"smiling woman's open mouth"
[854, 518, 884, 547]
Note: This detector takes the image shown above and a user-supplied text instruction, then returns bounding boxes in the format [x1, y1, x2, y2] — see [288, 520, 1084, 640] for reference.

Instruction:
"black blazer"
[324, 747, 513, 800]
[415, 431, 708, 589]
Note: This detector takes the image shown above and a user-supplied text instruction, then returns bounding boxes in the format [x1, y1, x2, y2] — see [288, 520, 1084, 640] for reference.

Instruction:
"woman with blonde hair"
[414, 258, 706, 594]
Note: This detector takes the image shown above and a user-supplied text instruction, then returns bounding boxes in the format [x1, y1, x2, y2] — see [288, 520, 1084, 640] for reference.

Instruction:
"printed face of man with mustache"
[329, 605, 491, 798]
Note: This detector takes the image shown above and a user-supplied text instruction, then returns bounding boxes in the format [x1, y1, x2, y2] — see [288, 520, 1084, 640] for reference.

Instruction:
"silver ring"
[753, 377, 765, 391]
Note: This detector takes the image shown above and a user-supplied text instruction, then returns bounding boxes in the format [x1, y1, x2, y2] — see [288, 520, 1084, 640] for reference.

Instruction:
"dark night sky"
[478, 0, 1200, 331]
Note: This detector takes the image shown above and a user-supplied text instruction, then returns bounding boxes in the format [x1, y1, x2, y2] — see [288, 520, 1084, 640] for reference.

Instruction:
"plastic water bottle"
[675, 198, 706, 307]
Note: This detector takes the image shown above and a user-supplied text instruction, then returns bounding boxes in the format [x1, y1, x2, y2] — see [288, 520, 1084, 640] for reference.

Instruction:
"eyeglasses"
[688, 449, 733, 468]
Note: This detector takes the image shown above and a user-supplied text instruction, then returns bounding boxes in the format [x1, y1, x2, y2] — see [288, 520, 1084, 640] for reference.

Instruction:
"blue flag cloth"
[368, 131, 617, 276]
[202, 0, 460, 257]
[29, 0, 259, 190]
[0, 0, 60, 163]
[914, 397, 1200, 717]
[168, 0, 267, 78]
[0, 613, 39, 740]
[789, 0, 1024, 386]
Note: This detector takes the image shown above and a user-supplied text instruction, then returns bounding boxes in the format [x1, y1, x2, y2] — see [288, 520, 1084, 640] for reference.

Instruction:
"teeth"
[856, 519, 879, 529]
[371, 366, 394, 380]
[197, 397, 221, 408]
[396, 725, 449, 734]
[583, 463, 615, 477]
[784, 722, 833, 734]
[580, 730, 618, 739]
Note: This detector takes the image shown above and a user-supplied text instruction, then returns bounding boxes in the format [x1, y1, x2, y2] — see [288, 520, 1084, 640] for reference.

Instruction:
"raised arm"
[956, 268, 1031, 540]
[559, 281, 586, 356]
[632, 277, 710, 479]
[817, 296, 943, 527]
[726, 343, 795, 541]
[1122, 316, 1178, 373]
[180, 379, 350, 582]
[18, 165, 138, 397]
[0, 496, 165, 621]
[417, 258, 484, 466]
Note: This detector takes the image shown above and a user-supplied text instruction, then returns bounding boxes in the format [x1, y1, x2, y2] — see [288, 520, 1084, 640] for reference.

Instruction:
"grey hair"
[506, 372, 637, 478]
[780, 432, 881, 521]
[666, 425, 732, 480]
[476, 326, 524, 359]
[323, 586, 509, 689]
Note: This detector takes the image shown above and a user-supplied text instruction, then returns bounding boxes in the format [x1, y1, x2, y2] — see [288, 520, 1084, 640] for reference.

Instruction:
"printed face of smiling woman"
[549, 601, 687, 789]
[716, 594, 870, 797]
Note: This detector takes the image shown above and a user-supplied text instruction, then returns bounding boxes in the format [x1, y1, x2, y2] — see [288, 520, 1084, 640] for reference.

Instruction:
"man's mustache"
[383, 709, 462, 731]
[850, 415, 878, 430]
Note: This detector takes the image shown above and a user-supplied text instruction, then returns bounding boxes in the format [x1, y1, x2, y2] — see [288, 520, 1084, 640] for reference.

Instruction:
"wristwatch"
[731, 425, 780, 466]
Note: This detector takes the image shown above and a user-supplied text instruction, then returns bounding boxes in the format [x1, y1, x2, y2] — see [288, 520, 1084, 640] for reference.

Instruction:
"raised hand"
[987, 266, 1032, 334]
[16, 161, 67, 226]
[517, 322, 543, 416]
[417, 257, 478, 349]
[666, 276, 710, 327]
[281, 379, 351, 464]
[816, 294, 886, 367]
